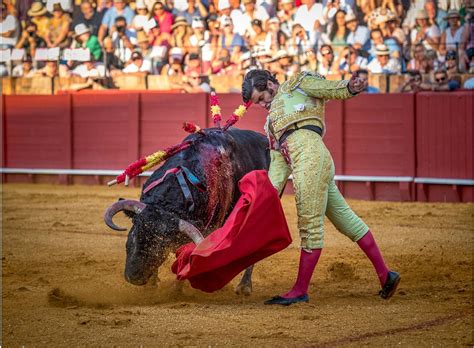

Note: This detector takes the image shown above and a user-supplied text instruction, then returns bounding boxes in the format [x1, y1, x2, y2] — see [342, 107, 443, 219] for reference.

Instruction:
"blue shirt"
[220, 34, 246, 51]
[347, 25, 370, 51]
[101, 6, 135, 29]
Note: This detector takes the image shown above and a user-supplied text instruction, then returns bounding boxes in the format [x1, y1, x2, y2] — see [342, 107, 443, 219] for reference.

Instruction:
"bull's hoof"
[235, 283, 252, 296]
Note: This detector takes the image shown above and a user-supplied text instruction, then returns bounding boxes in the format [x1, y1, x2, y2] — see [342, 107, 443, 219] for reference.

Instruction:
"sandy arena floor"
[1, 183, 473, 346]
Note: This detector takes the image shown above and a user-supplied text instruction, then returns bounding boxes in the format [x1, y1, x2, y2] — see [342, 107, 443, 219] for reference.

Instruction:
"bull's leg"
[235, 265, 254, 296]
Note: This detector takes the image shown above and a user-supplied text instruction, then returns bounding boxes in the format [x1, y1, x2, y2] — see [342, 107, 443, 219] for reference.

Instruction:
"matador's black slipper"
[264, 294, 309, 306]
[379, 271, 401, 299]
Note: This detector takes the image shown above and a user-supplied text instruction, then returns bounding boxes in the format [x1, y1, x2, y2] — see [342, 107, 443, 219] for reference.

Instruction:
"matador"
[242, 69, 400, 306]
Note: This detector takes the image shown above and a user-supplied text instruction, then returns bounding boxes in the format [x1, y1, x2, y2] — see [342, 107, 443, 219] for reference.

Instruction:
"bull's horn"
[104, 200, 147, 231]
[178, 220, 204, 244]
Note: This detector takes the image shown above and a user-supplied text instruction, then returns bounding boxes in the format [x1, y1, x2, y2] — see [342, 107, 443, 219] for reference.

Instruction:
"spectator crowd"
[1, 0, 473, 91]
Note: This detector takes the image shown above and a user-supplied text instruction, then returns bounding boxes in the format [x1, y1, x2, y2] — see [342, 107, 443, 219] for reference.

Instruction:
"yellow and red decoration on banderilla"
[108, 93, 252, 186]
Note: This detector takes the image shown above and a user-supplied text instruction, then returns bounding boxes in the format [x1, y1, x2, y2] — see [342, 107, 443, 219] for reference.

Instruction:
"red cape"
[171, 170, 292, 292]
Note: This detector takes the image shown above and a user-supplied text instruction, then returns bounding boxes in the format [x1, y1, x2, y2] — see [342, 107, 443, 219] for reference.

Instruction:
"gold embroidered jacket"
[266, 71, 355, 140]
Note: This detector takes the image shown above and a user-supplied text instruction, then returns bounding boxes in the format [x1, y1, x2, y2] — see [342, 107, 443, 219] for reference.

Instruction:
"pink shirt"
[154, 11, 173, 34]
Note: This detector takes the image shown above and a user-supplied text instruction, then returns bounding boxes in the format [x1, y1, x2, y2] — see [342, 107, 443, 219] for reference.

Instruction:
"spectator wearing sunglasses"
[398, 69, 428, 92]
[429, 68, 460, 91]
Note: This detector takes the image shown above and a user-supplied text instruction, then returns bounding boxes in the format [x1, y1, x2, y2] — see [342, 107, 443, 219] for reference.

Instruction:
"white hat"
[275, 49, 290, 59]
[345, 12, 357, 22]
[136, 0, 147, 9]
[220, 15, 233, 26]
[74, 23, 90, 37]
[375, 44, 390, 56]
[415, 9, 429, 20]
[192, 18, 205, 29]
[280, 0, 293, 4]
[218, 0, 230, 10]
[170, 47, 184, 59]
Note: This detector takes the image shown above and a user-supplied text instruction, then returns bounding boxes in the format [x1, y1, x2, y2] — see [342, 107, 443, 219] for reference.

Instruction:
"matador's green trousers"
[269, 128, 369, 249]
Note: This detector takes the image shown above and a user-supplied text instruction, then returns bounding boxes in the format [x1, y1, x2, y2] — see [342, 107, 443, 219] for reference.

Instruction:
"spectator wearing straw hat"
[170, 16, 192, 53]
[410, 9, 440, 52]
[367, 43, 400, 73]
[72, 0, 103, 36]
[45, 3, 71, 48]
[27, 2, 49, 41]
[439, 9, 463, 56]
[0, 1, 19, 49]
[346, 12, 370, 51]
[74, 23, 102, 60]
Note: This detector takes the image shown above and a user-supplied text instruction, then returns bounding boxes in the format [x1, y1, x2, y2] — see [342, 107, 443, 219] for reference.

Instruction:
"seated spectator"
[27, 2, 49, 41]
[424, 49, 440, 72]
[248, 19, 267, 52]
[149, 0, 173, 34]
[73, 23, 102, 61]
[98, 0, 135, 43]
[327, 9, 348, 58]
[444, 49, 459, 75]
[0, 1, 19, 49]
[170, 16, 192, 54]
[355, 68, 380, 93]
[264, 17, 287, 52]
[35, 60, 65, 77]
[323, 0, 353, 25]
[302, 47, 318, 72]
[184, 51, 211, 75]
[367, 43, 401, 73]
[439, 9, 463, 57]
[277, 0, 296, 38]
[337, 45, 368, 73]
[407, 43, 426, 72]
[46, 0, 72, 13]
[103, 36, 124, 75]
[368, 28, 384, 59]
[346, 12, 370, 51]
[398, 69, 426, 92]
[111, 16, 136, 63]
[15, 21, 47, 57]
[71, 59, 106, 78]
[160, 46, 185, 76]
[410, 9, 440, 52]
[217, 0, 245, 37]
[382, 12, 406, 49]
[189, 18, 212, 59]
[72, 0, 103, 36]
[288, 23, 313, 58]
[181, 71, 212, 92]
[241, 0, 269, 39]
[293, 0, 325, 35]
[122, 50, 152, 73]
[132, 0, 149, 31]
[429, 68, 460, 91]
[146, 21, 170, 72]
[219, 16, 245, 61]
[425, 0, 446, 32]
[317, 44, 338, 75]
[12, 55, 36, 77]
[212, 47, 239, 75]
[173, 0, 208, 25]
[45, 3, 71, 48]
[466, 47, 474, 73]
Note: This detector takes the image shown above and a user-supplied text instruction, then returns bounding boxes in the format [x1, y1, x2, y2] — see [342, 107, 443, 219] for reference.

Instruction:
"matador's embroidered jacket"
[265, 71, 355, 145]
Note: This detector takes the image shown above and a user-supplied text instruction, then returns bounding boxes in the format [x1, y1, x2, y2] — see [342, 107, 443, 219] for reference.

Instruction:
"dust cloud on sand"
[2, 184, 473, 346]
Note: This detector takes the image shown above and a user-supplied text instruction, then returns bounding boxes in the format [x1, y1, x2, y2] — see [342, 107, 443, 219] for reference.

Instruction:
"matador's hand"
[348, 73, 368, 94]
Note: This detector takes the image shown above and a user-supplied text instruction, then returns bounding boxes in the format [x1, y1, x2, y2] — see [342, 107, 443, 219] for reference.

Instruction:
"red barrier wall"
[416, 92, 473, 202]
[2, 92, 473, 202]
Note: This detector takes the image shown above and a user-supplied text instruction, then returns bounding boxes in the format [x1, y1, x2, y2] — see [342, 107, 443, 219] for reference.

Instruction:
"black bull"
[104, 128, 270, 292]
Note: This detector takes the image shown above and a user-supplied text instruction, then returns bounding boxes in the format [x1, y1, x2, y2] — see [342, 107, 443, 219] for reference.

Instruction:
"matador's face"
[250, 80, 279, 111]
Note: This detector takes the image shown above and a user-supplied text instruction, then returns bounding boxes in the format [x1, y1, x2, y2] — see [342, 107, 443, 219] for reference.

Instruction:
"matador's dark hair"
[242, 69, 279, 103]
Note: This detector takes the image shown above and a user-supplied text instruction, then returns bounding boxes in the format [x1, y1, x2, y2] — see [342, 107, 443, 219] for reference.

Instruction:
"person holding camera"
[15, 21, 47, 57]
[98, 0, 135, 44]
[110, 16, 136, 63]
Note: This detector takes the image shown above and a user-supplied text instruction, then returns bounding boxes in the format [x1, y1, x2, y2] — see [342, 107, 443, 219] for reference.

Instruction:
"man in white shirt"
[218, 0, 245, 36]
[241, 0, 269, 38]
[367, 44, 401, 74]
[72, 61, 106, 78]
[122, 51, 152, 73]
[294, 0, 326, 34]
[345, 12, 370, 51]
[0, 2, 19, 48]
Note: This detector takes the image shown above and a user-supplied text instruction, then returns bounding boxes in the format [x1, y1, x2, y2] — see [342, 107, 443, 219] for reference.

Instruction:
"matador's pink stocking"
[357, 230, 389, 286]
[282, 248, 322, 299]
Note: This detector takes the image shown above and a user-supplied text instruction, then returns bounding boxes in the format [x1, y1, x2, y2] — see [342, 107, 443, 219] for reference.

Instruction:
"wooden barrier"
[14, 76, 53, 95]
[112, 74, 147, 90]
[209, 75, 243, 93]
[147, 75, 182, 91]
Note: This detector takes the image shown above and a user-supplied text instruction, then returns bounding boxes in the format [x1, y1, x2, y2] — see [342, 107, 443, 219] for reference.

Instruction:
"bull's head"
[104, 200, 203, 285]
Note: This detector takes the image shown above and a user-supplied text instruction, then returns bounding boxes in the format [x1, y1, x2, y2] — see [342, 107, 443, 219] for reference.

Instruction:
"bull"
[104, 127, 270, 294]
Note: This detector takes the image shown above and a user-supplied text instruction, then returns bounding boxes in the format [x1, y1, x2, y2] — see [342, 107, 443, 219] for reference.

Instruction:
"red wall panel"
[72, 93, 139, 169]
[4, 95, 71, 168]
[140, 93, 208, 157]
[343, 94, 416, 177]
